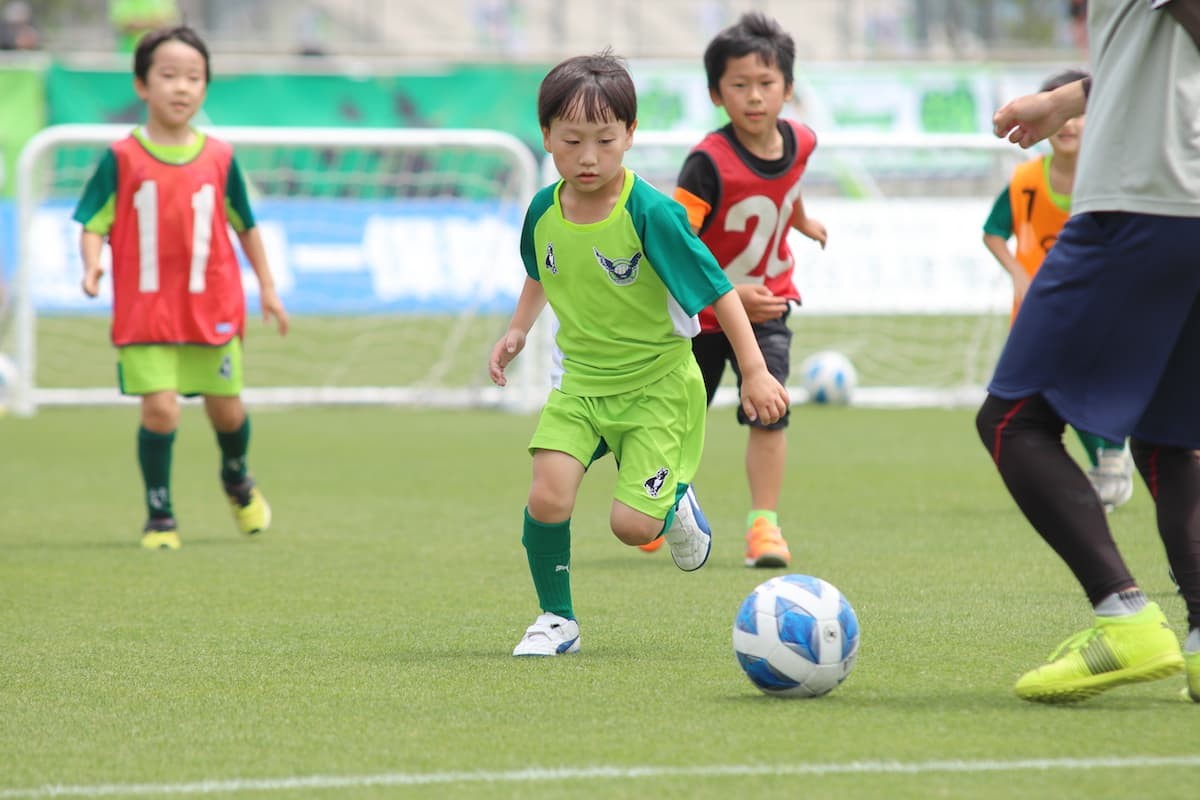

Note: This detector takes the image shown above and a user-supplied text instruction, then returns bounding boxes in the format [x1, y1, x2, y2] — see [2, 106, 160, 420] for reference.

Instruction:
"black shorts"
[691, 314, 792, 430]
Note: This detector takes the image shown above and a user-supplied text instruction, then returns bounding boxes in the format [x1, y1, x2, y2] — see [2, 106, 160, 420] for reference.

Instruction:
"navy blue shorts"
[989, 212, 1200, 448]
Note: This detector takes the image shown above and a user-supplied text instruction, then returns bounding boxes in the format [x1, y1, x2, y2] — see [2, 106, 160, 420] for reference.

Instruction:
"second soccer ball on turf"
[732, 574, 860, 698]
[799, 350, 857, 405]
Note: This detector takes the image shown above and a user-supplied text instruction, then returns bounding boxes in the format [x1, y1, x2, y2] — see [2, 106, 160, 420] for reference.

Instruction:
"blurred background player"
[74, 26, 289, 549]
[981, 67, 1133, 512]
[0, 1, 39, 50]
[489, 51, 788, 656]
[109, 0, 179, 54]
[655, 11, 826, 569]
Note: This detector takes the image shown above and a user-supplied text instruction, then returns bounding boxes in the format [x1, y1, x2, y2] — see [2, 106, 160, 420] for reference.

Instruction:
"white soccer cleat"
[664, 484, 712, 572]
[1088, 447, 1134, 511]
[512, 612, 580, 657]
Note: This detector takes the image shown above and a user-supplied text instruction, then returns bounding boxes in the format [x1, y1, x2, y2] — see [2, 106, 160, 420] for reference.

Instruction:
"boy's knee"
[526, 487, 571, 524]
[609, 503, 661, 545]
[141, 393, 180, 432]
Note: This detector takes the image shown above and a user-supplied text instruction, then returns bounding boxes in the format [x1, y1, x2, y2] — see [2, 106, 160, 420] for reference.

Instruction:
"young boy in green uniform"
[489, 51, 789, 656]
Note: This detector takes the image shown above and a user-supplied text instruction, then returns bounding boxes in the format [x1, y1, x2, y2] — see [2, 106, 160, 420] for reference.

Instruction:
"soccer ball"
[799, 350, 857, 405]
[732, 574, 860, 698]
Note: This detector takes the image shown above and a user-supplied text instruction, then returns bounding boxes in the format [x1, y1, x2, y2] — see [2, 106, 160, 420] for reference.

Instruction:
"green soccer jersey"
[521, 169, 733, 397]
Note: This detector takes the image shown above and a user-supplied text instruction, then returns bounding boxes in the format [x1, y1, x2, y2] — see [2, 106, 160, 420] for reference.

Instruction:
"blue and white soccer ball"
[732, 574, 860, 698]
[799, 350, 857, 405]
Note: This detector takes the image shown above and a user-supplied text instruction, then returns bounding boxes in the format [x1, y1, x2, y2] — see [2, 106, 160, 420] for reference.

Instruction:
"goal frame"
[10, 124, 545, 416]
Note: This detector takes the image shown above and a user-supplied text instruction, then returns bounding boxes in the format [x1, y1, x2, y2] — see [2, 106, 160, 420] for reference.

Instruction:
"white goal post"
[6, 124, 545, 416]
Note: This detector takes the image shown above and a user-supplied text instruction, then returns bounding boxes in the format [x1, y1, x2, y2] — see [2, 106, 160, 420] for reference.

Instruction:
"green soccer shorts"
[117, 339, 244, 397]
[529, 357, 707, 519]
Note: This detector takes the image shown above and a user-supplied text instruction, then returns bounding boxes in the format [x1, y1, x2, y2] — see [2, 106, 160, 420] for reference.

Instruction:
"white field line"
[2, 757, 1200, 798]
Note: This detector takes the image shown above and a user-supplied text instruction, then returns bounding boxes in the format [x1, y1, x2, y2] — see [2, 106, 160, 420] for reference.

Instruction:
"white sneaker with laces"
[1088, 447, 1134, 511]
[664, 484, 712, 572]
[512, 612, 580, 656]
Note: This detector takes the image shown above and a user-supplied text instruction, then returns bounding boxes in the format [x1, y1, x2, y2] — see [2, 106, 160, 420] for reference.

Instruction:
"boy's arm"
[236, 227, 289, 336]
[790, 192, 827, 249]
[982, 233, 1031, 302]
[710, 290, 789, 424]
[981, 185, 1029, 300]
[489, 276, 547, 387]
[80, 231, 105, 298]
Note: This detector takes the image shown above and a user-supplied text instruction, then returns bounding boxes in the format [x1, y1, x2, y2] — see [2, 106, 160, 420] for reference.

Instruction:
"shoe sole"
[1016, 652, 1185, 703]
[512, 639, 581, 657]
[667, 488, 711, 572]
[673, 543, 711, 572]
[141, 536, 180, 551]
[745, 553, 790, 568]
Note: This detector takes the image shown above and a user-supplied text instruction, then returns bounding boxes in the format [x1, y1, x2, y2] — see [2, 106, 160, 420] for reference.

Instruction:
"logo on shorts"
[594, 247, 641, 286]
[544, 242, 558, 275]
[218, 355, 233, 380]
[643, 467, 670, 498]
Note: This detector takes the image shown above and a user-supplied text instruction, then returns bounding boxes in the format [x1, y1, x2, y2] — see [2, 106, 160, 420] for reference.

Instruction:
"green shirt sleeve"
[224, 156, 256, 233]
[520, 184, 558, 280]
[982, 186, 1013, 238]
[629, 181, 731, 317]
[73, 148, 118, 235]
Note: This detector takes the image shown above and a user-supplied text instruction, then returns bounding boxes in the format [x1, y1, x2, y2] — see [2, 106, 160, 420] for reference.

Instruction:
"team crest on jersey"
[643, 467, 670, 498]
[544, 242, 558, 275]
[593, 247, 641, 286]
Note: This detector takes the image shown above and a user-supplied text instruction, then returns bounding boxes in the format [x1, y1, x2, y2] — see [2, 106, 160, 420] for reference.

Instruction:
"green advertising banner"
[45, 63, 550, 146]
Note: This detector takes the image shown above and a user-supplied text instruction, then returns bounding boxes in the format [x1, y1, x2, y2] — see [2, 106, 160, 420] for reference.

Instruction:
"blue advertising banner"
[3, 198, 527, 316]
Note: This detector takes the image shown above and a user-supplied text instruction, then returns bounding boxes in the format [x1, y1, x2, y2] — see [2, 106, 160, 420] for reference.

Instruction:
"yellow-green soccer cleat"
[1183, 651, 1199, 703]
[141, 517, 181, 550]
[224, 478, 272, 535]
[1015, 602, 1184, 703]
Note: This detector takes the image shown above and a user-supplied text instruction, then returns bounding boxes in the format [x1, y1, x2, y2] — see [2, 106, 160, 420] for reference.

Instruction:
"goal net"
[5, 125, 1023, 415]
[4, 124, 542, 415]
[608, 130, 1025, 408]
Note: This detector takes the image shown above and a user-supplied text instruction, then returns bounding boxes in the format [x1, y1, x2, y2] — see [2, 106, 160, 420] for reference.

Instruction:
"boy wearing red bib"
[74, 26, 288, 550]
[668, 12, 826, 568]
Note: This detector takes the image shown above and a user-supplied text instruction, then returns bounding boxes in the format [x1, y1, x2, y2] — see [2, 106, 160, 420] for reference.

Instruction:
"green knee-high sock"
[1074, 429, 1124, 468]
[215, 418, 250, 484]
[138, 426, 175, 520]
[522, 508, 573, 619]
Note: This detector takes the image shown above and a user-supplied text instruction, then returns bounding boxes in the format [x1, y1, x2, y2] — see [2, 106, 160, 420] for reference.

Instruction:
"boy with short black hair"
[489, 50, 788, 656]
